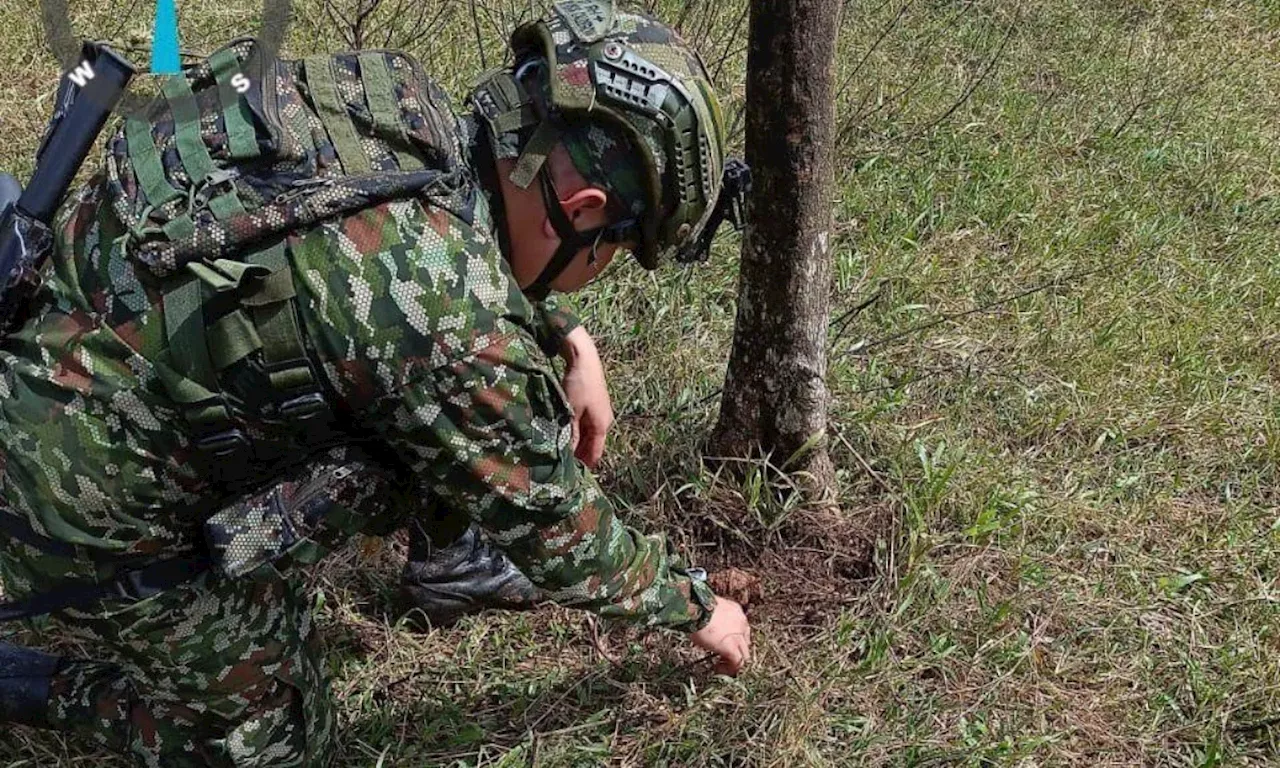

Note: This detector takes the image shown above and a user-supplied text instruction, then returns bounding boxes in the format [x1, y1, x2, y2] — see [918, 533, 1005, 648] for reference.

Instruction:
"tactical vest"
[103, 38, 470, 484]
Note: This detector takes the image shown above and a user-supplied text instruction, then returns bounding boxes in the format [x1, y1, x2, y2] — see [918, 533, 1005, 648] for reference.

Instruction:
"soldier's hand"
[691, 597, 752, 676]
[560, 326, 613, 469]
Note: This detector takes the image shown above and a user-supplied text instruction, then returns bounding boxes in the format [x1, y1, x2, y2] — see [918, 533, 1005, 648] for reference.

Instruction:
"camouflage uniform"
[0, 34, 715, 767]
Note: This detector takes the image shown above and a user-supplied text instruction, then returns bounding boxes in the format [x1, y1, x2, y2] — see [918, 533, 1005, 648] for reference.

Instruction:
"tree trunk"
[710, 0, 841, 501]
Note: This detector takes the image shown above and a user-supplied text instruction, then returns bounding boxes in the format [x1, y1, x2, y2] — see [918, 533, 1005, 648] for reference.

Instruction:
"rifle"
[0, 43, 135, 335]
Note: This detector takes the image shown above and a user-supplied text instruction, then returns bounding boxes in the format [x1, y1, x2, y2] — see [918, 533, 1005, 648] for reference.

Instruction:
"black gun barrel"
[17, 45, 136, 221]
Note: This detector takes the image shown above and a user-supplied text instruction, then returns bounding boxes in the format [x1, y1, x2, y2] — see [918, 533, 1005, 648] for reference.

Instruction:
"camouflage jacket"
[0, 49, 713, 632]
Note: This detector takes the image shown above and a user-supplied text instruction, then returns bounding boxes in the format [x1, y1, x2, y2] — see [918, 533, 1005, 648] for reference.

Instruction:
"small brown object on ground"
[707, 567, 763, 607]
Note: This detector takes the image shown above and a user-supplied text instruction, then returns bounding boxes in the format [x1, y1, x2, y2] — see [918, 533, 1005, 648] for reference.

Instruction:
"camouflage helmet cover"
[510, 0, 729, 269]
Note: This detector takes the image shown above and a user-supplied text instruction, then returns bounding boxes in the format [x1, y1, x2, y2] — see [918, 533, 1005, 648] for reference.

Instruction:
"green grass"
[4, 0, 1280, 764]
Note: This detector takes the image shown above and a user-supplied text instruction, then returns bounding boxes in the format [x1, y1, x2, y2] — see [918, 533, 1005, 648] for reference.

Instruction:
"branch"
[470, 0, 489, 69]
[849, 262, 1111, 356]
[711, 3, 751, 84]
[908, 16, 1017, 138]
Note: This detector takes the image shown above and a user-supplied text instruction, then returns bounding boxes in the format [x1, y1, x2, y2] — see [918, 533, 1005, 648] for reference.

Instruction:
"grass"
[3, 0, 1280, 764]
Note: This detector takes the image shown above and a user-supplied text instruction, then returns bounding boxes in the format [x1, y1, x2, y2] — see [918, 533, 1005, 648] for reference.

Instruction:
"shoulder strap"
[0, 554, 211, 622]
[240, 241, 329, 423]
[208, 47, 262, 160]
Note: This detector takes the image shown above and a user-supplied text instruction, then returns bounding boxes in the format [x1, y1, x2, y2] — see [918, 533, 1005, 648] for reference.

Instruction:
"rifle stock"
[0, 43, 135, 335]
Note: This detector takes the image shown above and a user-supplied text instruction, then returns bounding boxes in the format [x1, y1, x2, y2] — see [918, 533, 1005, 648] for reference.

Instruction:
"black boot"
[0, 640, 59, 728]
[399, 524, 543, 628]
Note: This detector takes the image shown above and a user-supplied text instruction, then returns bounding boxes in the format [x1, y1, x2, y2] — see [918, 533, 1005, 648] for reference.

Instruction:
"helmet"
[470, 0, 748, 281]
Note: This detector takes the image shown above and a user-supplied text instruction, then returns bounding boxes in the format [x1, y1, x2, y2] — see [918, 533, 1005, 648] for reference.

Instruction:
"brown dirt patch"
[687, 491, 894, 628]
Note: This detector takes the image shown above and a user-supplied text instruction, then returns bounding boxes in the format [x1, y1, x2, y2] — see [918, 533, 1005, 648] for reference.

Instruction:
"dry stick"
[831, 426, 895, 496]
[905, 15, 1017, 140]
[845, 0, 978, 139]
[1113, 26, 1168, 140]
[477, 0, 515, 52]
[367, 0, 411, 48]
[675, 0, 702, 33]
[827, 281, 886, 350]
[691, 1, 720, 55]
[1087, 21, 1138, 141]
[843, 0, 915, 91]
[1111, 34, 1163, 140]
[727, 103, 746, 145]
[470, 0, 489, 69]
[358, 0, 382, 48]
[850, 261, 1111, 355]
[635, 261, 1119, 422]
[322, 0, 357, 47]
[1159, 50, 1237, 141]
[711, 3, 751, 83]
[833, 0, 915, 136]
[106, 0, 147, 42]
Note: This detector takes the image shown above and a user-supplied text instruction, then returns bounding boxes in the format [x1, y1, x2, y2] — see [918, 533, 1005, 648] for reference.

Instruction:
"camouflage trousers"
[0, 446, 441, 767]
[42, 570, 335, 767]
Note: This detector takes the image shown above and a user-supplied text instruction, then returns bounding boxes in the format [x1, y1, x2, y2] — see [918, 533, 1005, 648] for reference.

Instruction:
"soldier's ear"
[543, 187, 609, 238]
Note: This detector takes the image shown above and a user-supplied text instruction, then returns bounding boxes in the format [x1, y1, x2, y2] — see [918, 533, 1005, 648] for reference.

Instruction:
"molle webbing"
[358, 52, 424, 171]
[162, 273, 223, 420]
[159, 238, 328, 472]
[163, 75, 215, 184]
[162, 75, 253, 223]
[241, 241, 322, 401]
[305, 55, 372, 175]
[125, 118, 183, 208]
[124, 114, 199, 243]
[105, 38, 467, 277]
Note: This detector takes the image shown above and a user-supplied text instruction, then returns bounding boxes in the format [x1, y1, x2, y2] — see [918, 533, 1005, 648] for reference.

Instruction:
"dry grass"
[4, 0, 1280, 765]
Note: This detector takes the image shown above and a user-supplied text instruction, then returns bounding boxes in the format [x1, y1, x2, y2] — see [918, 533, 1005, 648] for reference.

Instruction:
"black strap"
[525, 166, 606, 302]
[0, 553, 211, 623]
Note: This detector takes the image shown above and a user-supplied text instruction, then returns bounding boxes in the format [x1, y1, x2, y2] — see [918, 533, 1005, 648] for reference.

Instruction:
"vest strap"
[163, 74, 216, 184]
[209, 309, 262, 370]
[242, 240, 330, 426]
[206, 191, 247, 220]
[0, 553, 212, 622]
[125, 117, 183, 207]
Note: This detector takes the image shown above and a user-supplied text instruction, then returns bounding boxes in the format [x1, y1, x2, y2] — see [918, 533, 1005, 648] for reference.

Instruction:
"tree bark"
[710, 0, 841, 500]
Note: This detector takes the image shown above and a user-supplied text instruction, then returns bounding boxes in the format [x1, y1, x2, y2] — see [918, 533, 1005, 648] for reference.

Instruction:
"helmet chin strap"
[524, 165, 607, 302]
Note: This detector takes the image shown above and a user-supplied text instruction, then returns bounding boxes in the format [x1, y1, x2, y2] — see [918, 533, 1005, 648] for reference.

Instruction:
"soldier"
[0, 2, 752, 766]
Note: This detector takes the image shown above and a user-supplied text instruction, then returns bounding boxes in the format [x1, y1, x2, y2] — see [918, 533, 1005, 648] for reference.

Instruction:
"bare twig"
[828, 281, 886, 349]
[470, 0, 489, 69]
[850, 261, 1113, 356]
[908, 16, 1017, 138]
[711, 3, 751, 83]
